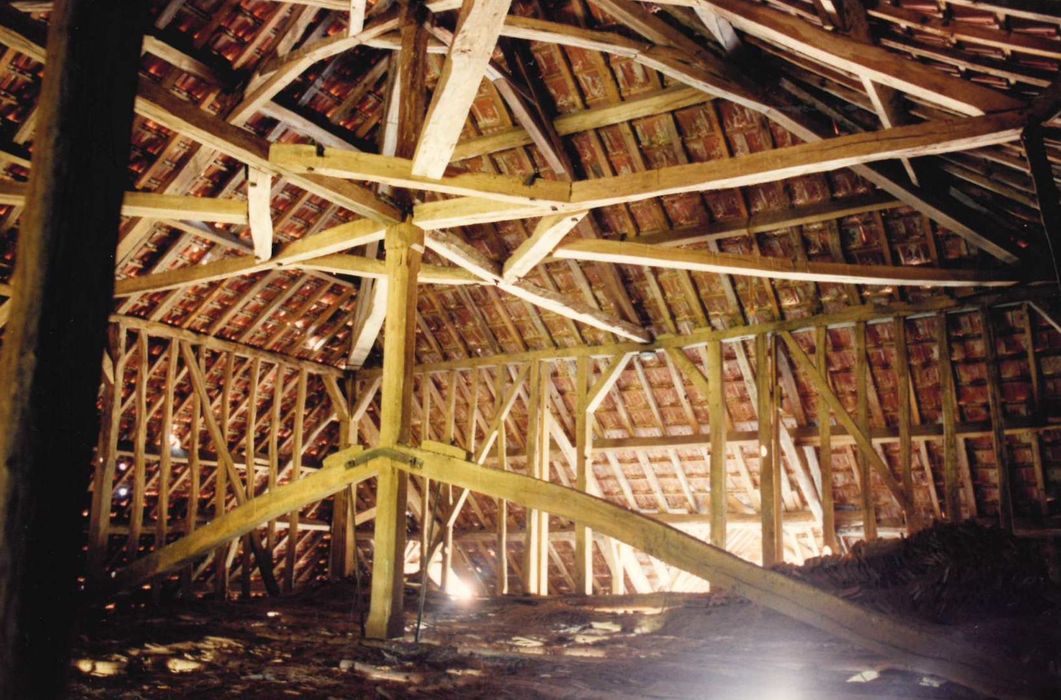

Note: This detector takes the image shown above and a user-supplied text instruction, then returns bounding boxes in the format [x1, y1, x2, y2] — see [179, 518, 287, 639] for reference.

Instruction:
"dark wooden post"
[0, 2, 145, 697]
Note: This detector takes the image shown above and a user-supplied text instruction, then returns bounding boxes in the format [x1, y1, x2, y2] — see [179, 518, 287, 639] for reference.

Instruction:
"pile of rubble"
[774, 521, 1056, 623]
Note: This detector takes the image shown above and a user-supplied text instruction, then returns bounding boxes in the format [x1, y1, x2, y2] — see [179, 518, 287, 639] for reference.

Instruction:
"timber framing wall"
[86, 289, 1061, 597]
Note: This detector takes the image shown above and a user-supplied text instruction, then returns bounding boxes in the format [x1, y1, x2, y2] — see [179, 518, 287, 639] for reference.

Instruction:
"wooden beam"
[502, 211, 587, 282]
[523, 361, 546, 595]
[706, 340, 726, 550]
[388, 445, 1031, 699]
[179, 341, 280, 596]
[113, 218, 389, 296]
[246, 166, 274, 261]
[135, 78, 400, 223]
[270, 144, 571, 206]
[284, 368, 308, 593]
[229, 9, 400, 127]
[854, 322, 877, 541]
[568, 112, 1025, 209]
[815, 326, 838, 551]
[696, 0, 1022, 116]
[1022, 125, 1061, 281]
[0, 3, 144, 696]
[937, 316, 961, 521]
[981, 307, 1013, 529]
[411, 0, 512, 178]
[452, 85, 712, 162]
[574, 355, 593, 594]
[665, 346, 728, 549]
[271, 112, 1023, 214]
[366, 218, 424, 638]
[0, 181, 248, 224]
[113, 448, 374, 591]
[554, 239, 1021, 287]
[296, 254, 479, 285]
[88, 328, 127, 581]
[348, 0, 367, 35]
[633, 192, 899, 246]
[499, 279, 649, 343]
[757, 334, 782, 566]
[115, 443, 1036, 696]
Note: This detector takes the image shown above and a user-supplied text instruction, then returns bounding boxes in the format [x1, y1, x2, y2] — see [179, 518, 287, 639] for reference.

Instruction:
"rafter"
[554, 239, 1023, 287]
[692, 0, 1022, 116]
[411, 0, 512, 178]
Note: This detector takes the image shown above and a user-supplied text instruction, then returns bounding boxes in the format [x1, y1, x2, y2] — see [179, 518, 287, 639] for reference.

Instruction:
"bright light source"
[446, 575, 475, 602]
[116, 487, 128, 498]
[118, 462, 128, 472]
[266, 611, 280, 618]
[822, 545, 833, 556]
[169, 433, 181, 450]
[306, 335, 326, 351]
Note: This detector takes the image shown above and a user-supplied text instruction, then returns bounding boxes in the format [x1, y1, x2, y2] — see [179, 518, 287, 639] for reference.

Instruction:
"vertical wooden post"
[574, 355, 592, 594]
[536, 383, 551, 596]
[523, 360, 543, 594]
[0, 1, 145, 694]
[364, 0, 427, 636]
[267, 366, 285, 553]
[937, 314, 961, 521]
[181, 367, 202, 597]
[129, 332, 149, 558]
[855, 322, 876, 541]
[1022, 125, 1061, 282]
[156, 339, 178, 600]
[88, 325, 127, 582]
[1021, 305, 1049, 518]
[285, 367, 308, 592]
[366, 221, 424, 639]
[330, 375, 356, 579]
[815, 326, 838, 552]
[980, 307, 1013, 529]
[215, 351, 234, 599]
[894, 318, 917, 532]
[241, 357, 261, 598]
[495, 388, 509, 595]
[757, 334, 781, 566]
[707, 340, 727, 550]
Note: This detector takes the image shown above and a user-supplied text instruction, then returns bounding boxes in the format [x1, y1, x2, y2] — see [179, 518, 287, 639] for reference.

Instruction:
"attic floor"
[68, 582, 1060, 699]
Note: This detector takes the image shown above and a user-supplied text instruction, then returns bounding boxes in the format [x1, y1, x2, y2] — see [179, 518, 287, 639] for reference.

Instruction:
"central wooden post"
[574, 355, 592, 594]
[366, 221, 424, 639]
[522, 360, 550, 595]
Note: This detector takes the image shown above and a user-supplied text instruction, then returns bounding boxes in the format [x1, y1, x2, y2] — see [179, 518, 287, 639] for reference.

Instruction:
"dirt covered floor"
[69, 523, 1061, 699]
[69, 584, 1061, 699]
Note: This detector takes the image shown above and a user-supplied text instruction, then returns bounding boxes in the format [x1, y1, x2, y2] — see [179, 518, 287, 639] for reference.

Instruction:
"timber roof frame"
[2, 0, 1061, 599]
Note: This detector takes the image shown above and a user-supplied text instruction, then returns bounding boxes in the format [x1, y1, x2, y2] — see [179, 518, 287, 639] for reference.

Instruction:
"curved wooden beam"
[389, 443, 1032, 698]
[112, 443, 1036, 696]
[111, 447, 373, 592]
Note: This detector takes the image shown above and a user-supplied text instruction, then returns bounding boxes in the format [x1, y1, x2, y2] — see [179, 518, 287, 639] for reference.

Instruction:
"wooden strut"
[111, 444, 1038, 699]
